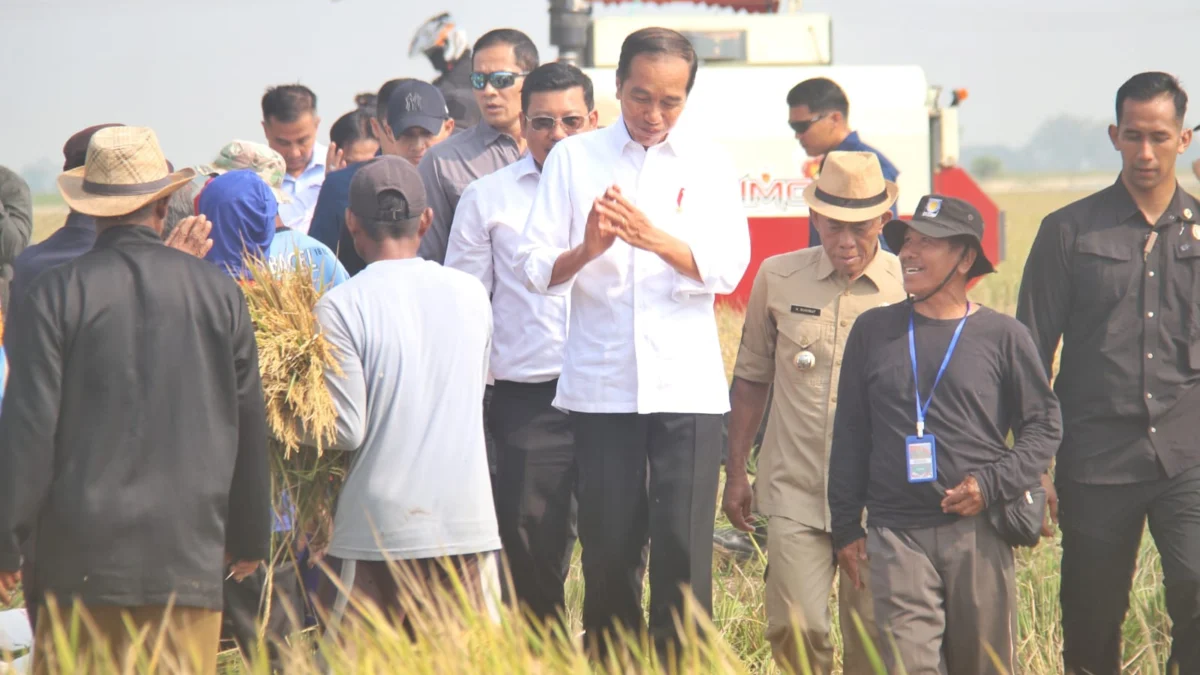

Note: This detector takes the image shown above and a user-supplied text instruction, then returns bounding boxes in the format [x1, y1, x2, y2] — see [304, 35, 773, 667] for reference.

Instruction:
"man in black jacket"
[0, 166, 32, 314]
[0, 126, 271, 675]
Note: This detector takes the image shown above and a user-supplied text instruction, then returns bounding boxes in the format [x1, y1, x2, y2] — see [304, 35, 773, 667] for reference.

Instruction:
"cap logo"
[405, 92, 422, 112]
[922, 198, 942, 218]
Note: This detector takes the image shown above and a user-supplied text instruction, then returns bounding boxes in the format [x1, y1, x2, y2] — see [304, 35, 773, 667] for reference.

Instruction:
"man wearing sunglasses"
[787, 78, 899, 248]
[417, 28, 539, 266]
[444, 62, 598, 627]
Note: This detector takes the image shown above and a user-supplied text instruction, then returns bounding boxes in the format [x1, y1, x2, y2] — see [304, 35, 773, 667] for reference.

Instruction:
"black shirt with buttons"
[1017, 178, 1200, 484]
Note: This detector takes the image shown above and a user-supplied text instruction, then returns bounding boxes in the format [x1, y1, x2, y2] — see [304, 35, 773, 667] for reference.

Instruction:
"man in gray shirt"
[416, 28, 539, 264]
[313, 156, 500, 637]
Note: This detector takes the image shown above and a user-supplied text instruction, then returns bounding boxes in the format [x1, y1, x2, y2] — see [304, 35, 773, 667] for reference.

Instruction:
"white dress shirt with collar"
[445, 153, 567, 384]
[517, 117, 750, 415]
[279, 141, 327, 234]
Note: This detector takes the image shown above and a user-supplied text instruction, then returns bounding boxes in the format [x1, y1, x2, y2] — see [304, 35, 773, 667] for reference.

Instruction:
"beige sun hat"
[57, 126, 196, 218]
[802, 151, 899, 222]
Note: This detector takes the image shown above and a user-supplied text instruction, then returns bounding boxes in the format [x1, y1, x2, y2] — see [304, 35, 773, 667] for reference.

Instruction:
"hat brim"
[195, 164, 293, 205]
[388, 113, 445, 136]
[804, 180, 899, 222]
[883, 217, 996, 279]
[58, 167, 198, 218]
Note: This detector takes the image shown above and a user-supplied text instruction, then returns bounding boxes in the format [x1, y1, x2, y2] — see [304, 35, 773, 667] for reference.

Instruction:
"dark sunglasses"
[470, 71, 528, 91]
[788, 113, 829, 135]
[525, 115, 587, 132]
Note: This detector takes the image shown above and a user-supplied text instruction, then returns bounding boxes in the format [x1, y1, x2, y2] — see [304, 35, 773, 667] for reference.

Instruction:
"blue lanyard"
[908, 303, 971, 438]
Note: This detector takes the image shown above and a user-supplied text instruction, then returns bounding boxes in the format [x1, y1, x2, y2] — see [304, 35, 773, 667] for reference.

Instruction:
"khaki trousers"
[765, 515, 878, 675]
[867, 516, 1016, 675]
[33, 600, 221, 675]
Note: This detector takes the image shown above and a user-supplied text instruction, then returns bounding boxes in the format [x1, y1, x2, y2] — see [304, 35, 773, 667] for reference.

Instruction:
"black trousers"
[488, 379, 578, 623]
[573, 411, 723, 653]
[1058, 464, 1200, 675]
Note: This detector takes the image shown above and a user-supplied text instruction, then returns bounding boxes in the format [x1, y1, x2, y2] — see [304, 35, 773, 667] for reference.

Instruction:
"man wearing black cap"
[828, 195, 1061, 675]
[313, 155, 500, 637]
[310, 81, 456, 276]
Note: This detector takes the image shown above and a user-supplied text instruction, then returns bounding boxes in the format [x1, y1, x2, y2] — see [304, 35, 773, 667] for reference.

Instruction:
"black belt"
[493, 378, 559, 391]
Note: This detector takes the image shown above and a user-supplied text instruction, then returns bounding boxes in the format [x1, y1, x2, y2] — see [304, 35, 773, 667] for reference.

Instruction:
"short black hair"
[786, 78, 849, 118]
[261, 84, 317, 123]
[617, 27, 698, 93]
[521, 62, 594, 113]
[472, 29, 539, 74]
[330, 108, 377, 149]
[360, 190, 420, 241]
[1116, 72, 1188, 124]
[376, 78, 413, 123]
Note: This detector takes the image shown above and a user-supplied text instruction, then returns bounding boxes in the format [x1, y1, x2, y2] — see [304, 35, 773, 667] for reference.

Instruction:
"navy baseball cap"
[386, 81, 449, 135]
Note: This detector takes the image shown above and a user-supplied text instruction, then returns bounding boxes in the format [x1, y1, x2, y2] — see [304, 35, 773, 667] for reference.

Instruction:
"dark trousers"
[573, 412, 723, 654]
[1058, 465, 1200, 675]
[488, 379, 577, 623]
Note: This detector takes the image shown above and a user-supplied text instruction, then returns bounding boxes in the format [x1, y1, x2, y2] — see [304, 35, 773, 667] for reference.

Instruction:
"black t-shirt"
[828, 303, 1062, 550]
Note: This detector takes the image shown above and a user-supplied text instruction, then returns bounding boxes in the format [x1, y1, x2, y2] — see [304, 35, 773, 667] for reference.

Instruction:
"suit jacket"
[0, 224, 271, 610]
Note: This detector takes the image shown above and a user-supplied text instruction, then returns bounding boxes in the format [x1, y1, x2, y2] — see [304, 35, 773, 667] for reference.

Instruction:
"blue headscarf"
[198, 169, 278, 278]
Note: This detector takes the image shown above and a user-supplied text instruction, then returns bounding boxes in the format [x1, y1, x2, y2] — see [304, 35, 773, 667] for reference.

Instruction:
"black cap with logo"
[883, 194, 995, 279]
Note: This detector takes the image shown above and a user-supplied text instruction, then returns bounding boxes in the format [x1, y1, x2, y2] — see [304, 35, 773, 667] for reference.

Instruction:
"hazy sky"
[3, 0, 1200, 173]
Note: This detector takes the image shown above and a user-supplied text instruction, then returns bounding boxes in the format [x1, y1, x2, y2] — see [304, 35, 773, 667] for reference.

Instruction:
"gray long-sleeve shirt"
[416, 122, 521, 264]
[828, 304, 1062, 551]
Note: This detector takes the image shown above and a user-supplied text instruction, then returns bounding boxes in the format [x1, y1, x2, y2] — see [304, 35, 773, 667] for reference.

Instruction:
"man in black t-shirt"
[828, 195, 1061, 675]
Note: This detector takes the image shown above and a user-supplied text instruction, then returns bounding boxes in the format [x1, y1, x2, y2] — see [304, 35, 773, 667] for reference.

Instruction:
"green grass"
[6, 190, 1175, 674]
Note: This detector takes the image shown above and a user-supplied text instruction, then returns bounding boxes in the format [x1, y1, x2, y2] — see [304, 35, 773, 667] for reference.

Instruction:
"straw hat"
[802, 151, 899, 222]
[57, 126, 196, 218]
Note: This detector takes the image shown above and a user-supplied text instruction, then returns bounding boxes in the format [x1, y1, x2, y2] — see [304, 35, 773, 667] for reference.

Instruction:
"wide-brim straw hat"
[802, 151, 899, 222]
[57, 126, 196, 218]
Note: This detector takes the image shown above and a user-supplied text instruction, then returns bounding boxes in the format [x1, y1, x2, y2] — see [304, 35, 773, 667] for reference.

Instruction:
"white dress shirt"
[445, 153, 567, 384]
[517, 117, 750, 415]
[279, 142, 327, 234]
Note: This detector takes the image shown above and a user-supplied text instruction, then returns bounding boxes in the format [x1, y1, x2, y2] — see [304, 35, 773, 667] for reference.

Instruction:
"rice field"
[4, 190, 1175, 673]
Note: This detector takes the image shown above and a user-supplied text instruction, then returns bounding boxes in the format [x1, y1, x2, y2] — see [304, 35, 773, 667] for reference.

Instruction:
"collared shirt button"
[1147, 392, 1153, 399]
[1148, 353, 1154, 359]
[835, 358, 842, 366]
[1148, 271, 1156, 277]
[831, 395, 838, 403]
[1148, 311, 1155, 318]
[1151, 426, 1157, 433]
[840, 319, 848, 327]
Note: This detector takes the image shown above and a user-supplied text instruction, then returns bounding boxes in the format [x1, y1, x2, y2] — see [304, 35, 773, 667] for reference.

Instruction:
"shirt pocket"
[1073, 232, 1137, 311]
[776, 317, 834, 388]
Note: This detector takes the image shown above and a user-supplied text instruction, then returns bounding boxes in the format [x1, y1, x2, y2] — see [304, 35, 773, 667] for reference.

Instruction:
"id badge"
[905, 434, 937, 483]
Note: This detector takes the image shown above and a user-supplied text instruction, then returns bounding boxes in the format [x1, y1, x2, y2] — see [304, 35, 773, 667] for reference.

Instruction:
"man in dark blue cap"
[310, 80, 455, 276]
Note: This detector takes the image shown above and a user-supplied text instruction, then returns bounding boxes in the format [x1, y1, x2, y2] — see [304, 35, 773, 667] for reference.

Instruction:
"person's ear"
[345, 209, 361, 239]
[587, 109, 600, 129]
[418, 207, 433, 238]
[440, 118, 456, 140]
[958, 245, 978, 275]
[1179, 126, 1193, 155]
[154, 196, 170, 220]
[369, 117, 385, 140]
[1108, 123, 1120, 151]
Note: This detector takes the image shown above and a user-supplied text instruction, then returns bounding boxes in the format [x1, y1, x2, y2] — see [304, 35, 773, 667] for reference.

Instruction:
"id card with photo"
[905, 435, 937, 483]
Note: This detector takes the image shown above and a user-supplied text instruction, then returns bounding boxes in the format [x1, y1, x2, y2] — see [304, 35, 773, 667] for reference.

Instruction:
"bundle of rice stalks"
[239, 254, 346, 554]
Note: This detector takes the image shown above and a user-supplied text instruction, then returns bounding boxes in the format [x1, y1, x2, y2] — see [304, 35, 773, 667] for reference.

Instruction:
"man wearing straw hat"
[722, 151, 905, 674]
[0, 126, 272, 675]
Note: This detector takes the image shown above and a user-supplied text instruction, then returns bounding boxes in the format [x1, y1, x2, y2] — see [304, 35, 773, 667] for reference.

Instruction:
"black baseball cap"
[348, 156, 427, 224]
[883, 194, 995, 279]
[386, 80, 449, 135]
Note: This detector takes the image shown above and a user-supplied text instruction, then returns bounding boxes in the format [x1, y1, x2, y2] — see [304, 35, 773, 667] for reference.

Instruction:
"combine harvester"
[549, 0, 1004, 304]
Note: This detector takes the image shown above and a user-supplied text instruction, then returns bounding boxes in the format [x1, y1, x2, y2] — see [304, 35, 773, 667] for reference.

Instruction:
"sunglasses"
[525, 115, 588, 132]
[788, 113, 829, 135]
[470, 71, 528, 91]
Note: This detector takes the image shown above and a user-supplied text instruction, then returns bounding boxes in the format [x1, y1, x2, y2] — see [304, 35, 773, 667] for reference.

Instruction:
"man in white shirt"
[517, 28, 750, 655]
[313, 156, 500, 637]
[261, 84, 326, 234]
[445, 63, 598, 624]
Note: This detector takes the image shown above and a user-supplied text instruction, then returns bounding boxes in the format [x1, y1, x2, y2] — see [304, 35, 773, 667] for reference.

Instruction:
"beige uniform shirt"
[733, 246, 907, 532]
